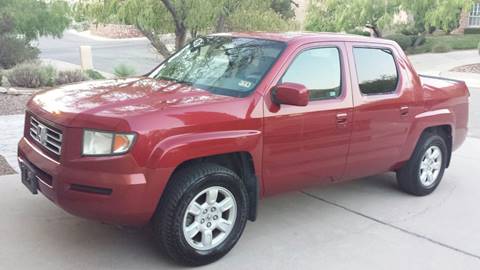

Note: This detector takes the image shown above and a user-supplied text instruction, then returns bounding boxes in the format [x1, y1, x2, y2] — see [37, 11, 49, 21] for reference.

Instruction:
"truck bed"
[419, 74, 469, 93]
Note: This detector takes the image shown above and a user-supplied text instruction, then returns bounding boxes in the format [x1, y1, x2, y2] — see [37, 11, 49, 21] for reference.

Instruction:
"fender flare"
[144, 130, 263, 220]
[400, 108, 454, 165]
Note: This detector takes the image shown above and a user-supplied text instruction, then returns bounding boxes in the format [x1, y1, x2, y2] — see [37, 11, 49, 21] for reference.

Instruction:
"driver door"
[262, 42, 353, 195]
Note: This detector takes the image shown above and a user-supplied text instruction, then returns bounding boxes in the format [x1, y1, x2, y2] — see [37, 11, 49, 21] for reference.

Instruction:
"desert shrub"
[399, 24, 421, 36]
[465, 28, 480, 35]
[71, 21, 90, 32]
[432, 29, 447, 36]
[6, 62, 57, 88]
[407, 34, 480, 55]
[431, 43, 452, 53]
[41, 65, 56, 87]
[384, 34, 412, 50]
[85, 69, 105, 80]
[412, 35, 426, 47]
[113, 64, 136, 78]
[56, 70, 87, 85]
[0, 36, 39, 69]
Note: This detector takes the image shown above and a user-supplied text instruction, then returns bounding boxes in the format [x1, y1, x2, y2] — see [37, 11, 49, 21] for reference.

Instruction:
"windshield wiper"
[156, 76, 193, 86]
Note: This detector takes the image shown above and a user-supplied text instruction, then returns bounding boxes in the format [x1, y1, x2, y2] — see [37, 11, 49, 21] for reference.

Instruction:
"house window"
[469, 3, 480, 27]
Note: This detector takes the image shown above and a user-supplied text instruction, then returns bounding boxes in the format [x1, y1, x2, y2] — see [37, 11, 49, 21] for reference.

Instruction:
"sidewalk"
[408, 50, 480, 87]
[0, 114, 24, 173]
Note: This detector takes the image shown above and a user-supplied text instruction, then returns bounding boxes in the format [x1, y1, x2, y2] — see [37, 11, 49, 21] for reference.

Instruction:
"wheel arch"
[420, 125, 452, 167]
[398, 109, 454, 169]
[147, 131, 263, 223]
[170, 152, 259, 221]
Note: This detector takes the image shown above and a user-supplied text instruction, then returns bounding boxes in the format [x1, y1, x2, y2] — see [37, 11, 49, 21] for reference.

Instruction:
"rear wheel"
[153, 163, 248, 266]
[396, 132, 448, 196]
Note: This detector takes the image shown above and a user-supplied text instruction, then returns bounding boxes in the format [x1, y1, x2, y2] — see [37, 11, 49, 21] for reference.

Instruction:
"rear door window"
[353, 47, 398, 95]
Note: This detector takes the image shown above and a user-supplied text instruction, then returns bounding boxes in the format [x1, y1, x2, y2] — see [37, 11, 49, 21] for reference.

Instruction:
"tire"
[153, 163, 249, 266]
[396, 132, 448, 196]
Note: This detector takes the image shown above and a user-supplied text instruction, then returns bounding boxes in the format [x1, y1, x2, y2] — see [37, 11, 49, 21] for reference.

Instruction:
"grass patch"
[407, 34, 480, 54]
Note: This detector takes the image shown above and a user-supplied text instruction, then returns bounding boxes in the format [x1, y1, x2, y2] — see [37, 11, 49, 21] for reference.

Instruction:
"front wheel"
[153, 163, 249, 266]
[396, 132, 448, 196]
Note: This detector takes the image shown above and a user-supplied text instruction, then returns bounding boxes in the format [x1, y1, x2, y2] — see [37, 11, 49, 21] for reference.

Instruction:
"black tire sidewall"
[169, 170, 248, 264]
[411, 134, 448, 193]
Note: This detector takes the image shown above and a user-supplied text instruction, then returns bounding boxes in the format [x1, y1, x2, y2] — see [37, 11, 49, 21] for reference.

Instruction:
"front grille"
[30, 117, 63, 155]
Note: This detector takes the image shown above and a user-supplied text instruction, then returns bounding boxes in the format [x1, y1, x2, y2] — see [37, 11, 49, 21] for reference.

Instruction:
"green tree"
[0, 0, 70, 42]
[271, 0, 297, 19]
[400, 0, 474, 34]
[306, 0, 398, 37]
[76, 0, 294, 58]
[0, 0, 70, 68]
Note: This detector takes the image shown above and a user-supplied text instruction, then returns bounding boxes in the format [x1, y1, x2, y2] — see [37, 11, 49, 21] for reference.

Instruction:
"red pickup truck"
[18, 32, 469, 265]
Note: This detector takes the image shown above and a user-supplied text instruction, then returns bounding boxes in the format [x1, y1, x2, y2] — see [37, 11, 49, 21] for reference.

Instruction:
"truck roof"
[211, 31, 397, 46]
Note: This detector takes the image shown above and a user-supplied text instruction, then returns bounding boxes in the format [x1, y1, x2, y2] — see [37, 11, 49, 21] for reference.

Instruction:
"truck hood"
[29, 77, 235, 129]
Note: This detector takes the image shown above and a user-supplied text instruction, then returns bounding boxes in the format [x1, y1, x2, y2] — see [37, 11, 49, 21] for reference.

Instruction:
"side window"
[353, 47, 399, 95]
[281, 47, 341, 101]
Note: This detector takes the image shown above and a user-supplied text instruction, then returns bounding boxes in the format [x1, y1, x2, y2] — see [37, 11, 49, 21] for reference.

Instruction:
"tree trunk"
[373, 26, 382, 38]
[366, 24, 382, 38]
[175, 26, 187, 51]
[215, 14, 226, 33]
[190, 27, 198, 39]
[137, 26, 171, 58]
[161, 0, 187, 51]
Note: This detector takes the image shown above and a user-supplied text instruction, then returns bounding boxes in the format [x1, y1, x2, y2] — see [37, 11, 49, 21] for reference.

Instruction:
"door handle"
[400, 106, 409, 116]
[336, 112, 348, 123]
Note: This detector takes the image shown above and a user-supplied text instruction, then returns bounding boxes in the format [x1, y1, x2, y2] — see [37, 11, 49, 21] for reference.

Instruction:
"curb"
[0, 87, 40, 95]
[66, 29, 149, 42]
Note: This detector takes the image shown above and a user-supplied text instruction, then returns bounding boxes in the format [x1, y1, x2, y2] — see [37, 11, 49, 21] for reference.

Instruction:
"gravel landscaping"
[0, 155, 16, 175]
[451, 63, 480, 74]
[0, 93, 31, 115]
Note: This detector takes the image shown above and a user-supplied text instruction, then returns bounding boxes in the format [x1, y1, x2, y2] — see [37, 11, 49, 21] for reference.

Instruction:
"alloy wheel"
[182, 186, 237, 251]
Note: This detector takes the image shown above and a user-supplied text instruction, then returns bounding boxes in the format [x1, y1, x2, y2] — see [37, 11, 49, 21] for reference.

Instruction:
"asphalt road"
[37, 31, 163, 75]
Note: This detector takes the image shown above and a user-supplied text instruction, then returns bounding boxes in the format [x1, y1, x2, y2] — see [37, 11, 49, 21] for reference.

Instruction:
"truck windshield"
[149, 36, 286, 97]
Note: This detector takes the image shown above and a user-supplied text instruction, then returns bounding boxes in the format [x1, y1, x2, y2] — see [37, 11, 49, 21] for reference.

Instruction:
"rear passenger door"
[344, 43, 416, 180]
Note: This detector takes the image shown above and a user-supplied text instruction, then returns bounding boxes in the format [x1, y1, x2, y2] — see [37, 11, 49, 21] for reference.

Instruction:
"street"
[37, 31, 163, 75]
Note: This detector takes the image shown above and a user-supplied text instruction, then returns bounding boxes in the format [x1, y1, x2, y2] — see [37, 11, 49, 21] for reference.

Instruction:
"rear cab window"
[353, 47, 399, 95]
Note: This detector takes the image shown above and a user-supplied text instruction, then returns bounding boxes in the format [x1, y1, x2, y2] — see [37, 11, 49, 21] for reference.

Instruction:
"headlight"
[82, 130, 136, 156]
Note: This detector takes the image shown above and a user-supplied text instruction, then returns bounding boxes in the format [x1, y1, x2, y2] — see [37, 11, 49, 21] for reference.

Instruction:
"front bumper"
[18, 137, 154, 226]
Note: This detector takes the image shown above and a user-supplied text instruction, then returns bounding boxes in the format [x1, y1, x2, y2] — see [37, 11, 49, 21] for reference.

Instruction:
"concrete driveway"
[1, 136, 480, 269]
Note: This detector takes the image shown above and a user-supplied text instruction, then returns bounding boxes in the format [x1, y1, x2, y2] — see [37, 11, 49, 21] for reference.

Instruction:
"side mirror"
[272, 82, 309, 106]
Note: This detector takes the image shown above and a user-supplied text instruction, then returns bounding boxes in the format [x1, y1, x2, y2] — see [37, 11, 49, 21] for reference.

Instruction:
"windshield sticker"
[238, 80, 252, 88]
